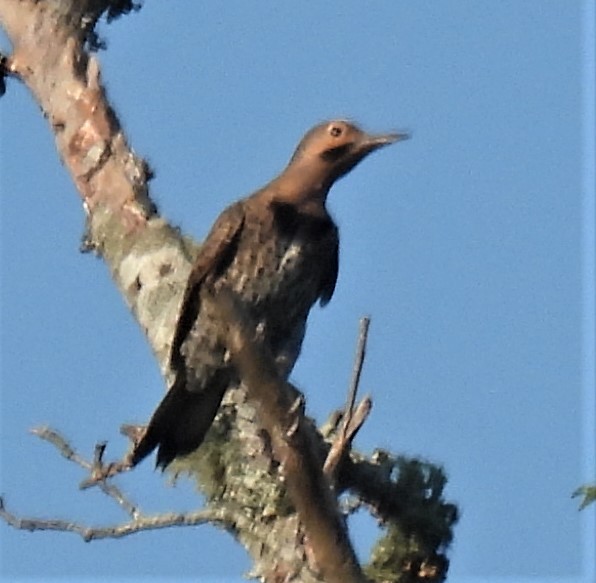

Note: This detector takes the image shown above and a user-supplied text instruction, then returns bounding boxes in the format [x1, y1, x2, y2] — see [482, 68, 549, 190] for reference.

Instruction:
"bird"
[130, 120, 408, 470]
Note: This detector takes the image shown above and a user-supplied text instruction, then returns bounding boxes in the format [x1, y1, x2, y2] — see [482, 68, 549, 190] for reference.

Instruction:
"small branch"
[30, 426, 88, 466]
[78, 439, 132, 490]
[30, 427, 137, 518]
[345, 317, 371, 435]
[2, 427, 242, 544]
[120, 423, 146, 445]
[0, 496, 233, 542]
[324, 317, 372, 480]
[343, 397, 372, 443]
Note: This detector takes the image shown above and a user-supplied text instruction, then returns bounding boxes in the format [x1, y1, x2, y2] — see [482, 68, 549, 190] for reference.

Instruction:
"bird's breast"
[226, 234, 317, 304]
[223, 225, 317, 316]
[184, 210, 334, 381]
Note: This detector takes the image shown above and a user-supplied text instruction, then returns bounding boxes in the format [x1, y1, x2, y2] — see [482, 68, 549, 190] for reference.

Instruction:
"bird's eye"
[329, 125, 343, 138]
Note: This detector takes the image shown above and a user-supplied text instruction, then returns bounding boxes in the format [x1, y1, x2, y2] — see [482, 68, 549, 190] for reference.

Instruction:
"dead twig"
[345, 316, 371, 434]
[1, 427, 240, 543]
[77, 424, 151, 490]
[324, 317, 372, 480]
[78, 441, 132, 491]
[0, 496, 234, 542]
[30, 427, 137, 518]
[120, 423, 147, 445]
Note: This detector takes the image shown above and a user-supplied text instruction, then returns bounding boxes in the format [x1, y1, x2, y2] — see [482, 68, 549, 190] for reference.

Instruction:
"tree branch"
[30, 426, 138, 518]
[324, 317, 372, 480]
[0, 0, 185, 379]
[346, 317, 371, 425]
[211, 289, 365, 583]
[0, 496, 235, 542]
[2, 426, 241, 543]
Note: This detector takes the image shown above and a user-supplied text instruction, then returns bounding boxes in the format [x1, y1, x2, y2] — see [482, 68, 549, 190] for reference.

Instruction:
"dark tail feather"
[131, 376, 227, 470]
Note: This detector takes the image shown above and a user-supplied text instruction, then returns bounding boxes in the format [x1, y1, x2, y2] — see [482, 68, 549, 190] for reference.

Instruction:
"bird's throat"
[268, 163, 331, 214]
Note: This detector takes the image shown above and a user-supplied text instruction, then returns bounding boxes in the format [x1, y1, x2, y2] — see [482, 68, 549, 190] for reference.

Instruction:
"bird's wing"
[170, 200, 246, 373]
[131, 202, 246, 469]
[318, 224, 339, 306]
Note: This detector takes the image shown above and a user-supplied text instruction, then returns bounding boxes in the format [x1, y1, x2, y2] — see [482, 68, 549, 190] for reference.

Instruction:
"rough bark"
[0, 3, 457, 582]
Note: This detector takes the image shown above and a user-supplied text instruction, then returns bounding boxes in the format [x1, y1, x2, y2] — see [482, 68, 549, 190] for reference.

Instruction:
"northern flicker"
[131, 120, 407, 469]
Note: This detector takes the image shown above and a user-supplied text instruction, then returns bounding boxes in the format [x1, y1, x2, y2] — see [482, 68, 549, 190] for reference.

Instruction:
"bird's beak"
[359, 131, 410, 154]
[369, 131, 410, 147]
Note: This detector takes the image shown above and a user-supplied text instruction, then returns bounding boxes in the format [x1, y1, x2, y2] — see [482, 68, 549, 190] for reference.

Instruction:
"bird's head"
[288, 120, 409, 189]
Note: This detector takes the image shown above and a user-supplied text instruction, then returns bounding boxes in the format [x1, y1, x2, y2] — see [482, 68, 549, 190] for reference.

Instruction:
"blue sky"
[1, 2, 594, 582]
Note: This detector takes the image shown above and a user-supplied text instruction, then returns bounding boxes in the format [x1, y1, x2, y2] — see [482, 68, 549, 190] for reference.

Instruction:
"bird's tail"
[130, 374, 228, 470]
